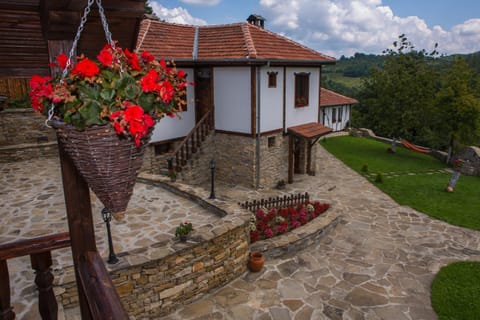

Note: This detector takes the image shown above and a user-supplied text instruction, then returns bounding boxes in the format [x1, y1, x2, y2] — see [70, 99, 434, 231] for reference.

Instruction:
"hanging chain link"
[47, 0, 116, 126]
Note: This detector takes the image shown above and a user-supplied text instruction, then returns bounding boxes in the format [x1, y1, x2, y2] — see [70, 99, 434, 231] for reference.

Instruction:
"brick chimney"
[247, 14, 266, 28]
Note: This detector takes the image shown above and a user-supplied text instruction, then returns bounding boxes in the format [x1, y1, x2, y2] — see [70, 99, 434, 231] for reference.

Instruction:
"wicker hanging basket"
[51, 120, 150, 219]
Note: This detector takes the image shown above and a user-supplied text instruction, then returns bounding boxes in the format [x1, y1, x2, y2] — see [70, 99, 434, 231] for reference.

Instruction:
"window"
[154, 142, 173, 156]
[268, 136, 276, 148]
[337, 107, 342, 122]
[332, 108, 337, 123]
[267, 72, 278, 88]
[294, 72, 310, 108]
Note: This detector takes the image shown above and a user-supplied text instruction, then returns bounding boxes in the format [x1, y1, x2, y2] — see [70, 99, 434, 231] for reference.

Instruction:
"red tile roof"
[320, 88, 358, 107]
[288, 122, 333, 139]
[136, 20, 335, 64]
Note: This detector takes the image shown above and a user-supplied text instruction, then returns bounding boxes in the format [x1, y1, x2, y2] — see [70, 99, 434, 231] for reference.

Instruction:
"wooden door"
[195, 67, 212, 123]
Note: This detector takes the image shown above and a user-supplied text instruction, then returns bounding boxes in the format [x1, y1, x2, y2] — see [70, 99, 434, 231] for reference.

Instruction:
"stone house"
[136, 15, 346, 189]
[320, 88, 358, 131]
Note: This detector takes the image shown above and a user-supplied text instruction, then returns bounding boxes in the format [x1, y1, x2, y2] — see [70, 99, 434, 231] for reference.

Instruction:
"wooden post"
[288, 135, 294, 184]
[57, 140, 95, 320]
[0, 260, 15, 320]
[31, 251, 57, 320]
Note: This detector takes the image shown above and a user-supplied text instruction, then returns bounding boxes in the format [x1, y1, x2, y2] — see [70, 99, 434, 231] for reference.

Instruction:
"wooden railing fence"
[168, 109, 214, 172]
[0, 232, 71, 320]
[0, 78, 29, 101]
[239, 192, 310, 212]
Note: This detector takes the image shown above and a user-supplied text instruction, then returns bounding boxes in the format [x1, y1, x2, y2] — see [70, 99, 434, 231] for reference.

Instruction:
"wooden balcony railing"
[168, 109, 214, 172]
[0, 232, 71, 320]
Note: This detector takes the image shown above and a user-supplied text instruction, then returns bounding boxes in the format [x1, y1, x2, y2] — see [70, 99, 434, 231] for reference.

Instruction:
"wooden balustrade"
[239, 192, 310, 213]
[169, 109, 214, 173]
[0, 232, 71, 320]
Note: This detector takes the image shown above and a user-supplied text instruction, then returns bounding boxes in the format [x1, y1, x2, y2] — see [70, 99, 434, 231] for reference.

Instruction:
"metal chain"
[96, 0, 115, 49]
[47, 0, 117, 126]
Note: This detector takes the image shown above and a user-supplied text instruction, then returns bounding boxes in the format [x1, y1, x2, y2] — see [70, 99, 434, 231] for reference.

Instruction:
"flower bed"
[250, 201, 330, 243]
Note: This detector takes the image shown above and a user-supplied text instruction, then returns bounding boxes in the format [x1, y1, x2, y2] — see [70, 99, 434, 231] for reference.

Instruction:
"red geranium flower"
[140, 70, 159, 92]
[56, 54, 69, 69]
[124, 48, 140, 71]
[141, 51, 155, 64]
[72, 58, 100, 78]
[97, 46, 114, 66]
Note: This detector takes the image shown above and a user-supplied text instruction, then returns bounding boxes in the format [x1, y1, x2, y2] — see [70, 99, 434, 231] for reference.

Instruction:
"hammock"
[401, 140, 431, 154]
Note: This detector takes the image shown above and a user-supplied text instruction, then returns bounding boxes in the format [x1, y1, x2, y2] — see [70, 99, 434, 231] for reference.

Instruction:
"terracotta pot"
[248, 252, 264, 272]
[179, 234, 188, 242]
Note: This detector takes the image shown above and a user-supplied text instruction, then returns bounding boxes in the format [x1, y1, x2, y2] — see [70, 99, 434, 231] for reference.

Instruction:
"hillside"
[323, 51, 480, 99]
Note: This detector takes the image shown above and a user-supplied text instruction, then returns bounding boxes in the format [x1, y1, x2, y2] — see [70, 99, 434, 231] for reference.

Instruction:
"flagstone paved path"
[162, 144, 480, 320]
[4, 135, 480, 319]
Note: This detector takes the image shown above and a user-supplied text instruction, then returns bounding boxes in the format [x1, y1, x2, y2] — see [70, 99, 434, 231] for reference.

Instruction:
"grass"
[431, 261, 480, 319]
[320, 135, 480, 231]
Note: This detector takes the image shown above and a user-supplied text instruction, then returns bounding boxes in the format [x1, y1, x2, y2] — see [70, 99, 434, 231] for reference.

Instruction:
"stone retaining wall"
[58, 175, 251, 318]
[59, 222, 249, 318]
[350, 127, 449, 163]
[454, 146, 480, 176]
[0, 109, 56, 145]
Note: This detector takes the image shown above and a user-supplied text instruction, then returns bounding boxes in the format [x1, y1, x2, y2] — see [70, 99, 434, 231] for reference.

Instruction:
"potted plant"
[175, 222, 194, 242]
[29, 43, 189, 217]
[248, 251, 264, 272]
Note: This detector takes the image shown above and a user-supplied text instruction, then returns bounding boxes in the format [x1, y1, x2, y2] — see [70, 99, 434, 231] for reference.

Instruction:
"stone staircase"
[166, 110, 215, 185]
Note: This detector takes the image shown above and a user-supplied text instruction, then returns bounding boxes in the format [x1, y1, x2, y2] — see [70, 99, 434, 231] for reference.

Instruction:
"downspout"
[256, 65, 262, 189]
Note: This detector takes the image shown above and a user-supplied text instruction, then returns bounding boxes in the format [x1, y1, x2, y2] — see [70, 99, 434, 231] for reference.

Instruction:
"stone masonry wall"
[455, 146, 480, 176]
[0, 109, 59, 161]
[259, 133, 289, 189]
[0, 109, 56, 145]
[59, 222, 250, 318]
[179, 133, 215, 186]
[214, 133, 256, 188]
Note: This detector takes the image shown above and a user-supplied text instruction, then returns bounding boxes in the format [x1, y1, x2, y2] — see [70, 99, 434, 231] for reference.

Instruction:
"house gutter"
[256, 64, 262, 189]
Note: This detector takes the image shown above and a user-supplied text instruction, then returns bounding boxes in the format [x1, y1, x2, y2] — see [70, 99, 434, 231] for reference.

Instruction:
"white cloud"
[259, 0, 480, 57]
[180, 0, 221, 5]
[150, 1, 208, 25]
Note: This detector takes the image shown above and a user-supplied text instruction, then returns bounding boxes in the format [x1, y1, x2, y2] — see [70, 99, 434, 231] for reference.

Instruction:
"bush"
[375, 173, 384, 183]
[361, 163, 369, 172]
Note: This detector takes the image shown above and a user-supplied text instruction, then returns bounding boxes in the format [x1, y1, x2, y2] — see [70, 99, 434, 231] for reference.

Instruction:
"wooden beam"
[288, 134, 294, 184]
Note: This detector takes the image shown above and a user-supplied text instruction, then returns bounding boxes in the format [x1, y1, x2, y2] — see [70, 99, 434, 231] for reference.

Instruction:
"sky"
[149, 0, 480, 58]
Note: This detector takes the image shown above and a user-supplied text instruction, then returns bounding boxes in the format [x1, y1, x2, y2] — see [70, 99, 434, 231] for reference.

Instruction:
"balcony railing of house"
[0, 232, 71, 320]
[168, 109, 214, 173]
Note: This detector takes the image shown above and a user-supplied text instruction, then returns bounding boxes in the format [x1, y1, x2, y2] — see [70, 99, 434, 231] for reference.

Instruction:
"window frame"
[294, 72, 310, 108]
[267, 71, 278, 88]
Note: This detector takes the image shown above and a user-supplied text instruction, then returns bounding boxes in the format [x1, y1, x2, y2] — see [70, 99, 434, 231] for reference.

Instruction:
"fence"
[0, 78, 30, 100]
[239, 192, 310, 212]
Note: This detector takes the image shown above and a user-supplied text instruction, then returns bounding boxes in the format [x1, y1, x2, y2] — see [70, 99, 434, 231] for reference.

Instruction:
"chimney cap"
[247, 14, 266, 28]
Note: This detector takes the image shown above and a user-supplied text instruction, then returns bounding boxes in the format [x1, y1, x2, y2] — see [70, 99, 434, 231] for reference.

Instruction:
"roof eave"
[171, 58, 336, 66]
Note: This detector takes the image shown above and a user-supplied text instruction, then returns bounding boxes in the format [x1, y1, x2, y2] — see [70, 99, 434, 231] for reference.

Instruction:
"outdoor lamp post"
[209, 159, 216, 199]
[101, 208, 119, 264]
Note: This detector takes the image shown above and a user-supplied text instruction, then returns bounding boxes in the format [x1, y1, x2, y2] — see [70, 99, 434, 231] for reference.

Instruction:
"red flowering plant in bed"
[250, 202, 330, 243]
[29, 44, 189, 147]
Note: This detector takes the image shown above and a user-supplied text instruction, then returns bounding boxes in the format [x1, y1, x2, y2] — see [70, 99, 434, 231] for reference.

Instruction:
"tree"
[433, 57, 480, 160]
[355, 35, 439, 150]
[145, 1, 154, 14]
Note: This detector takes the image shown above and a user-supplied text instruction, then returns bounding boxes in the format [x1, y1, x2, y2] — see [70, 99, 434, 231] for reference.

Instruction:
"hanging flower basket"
[29, 4, 189, 217]
[52, 120, 150, 217]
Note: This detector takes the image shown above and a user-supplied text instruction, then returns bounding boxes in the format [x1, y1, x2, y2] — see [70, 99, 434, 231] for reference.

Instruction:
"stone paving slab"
[5, 133, 480, 319]
[1, 158, 223, 319]
[163, 142, 480, 320]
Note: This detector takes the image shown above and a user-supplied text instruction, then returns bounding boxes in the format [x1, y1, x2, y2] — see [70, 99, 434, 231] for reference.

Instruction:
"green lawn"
[320, 135, 480, 231]
[431, 261, 480, 319]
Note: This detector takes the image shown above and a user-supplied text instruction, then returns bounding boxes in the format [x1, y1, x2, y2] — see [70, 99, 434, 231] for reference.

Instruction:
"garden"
[321, 135, 480, 319]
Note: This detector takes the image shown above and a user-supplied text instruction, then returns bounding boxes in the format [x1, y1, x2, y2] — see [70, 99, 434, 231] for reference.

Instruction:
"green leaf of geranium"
[78, 83, 100, 101]
[100, 89, 116, 102]
[138, 93, 155, 112]
[117, 74, 135, 91]
[101, 70, 115, 81]
[79, 101, 103, 127]
[124, 83, 140, 100]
